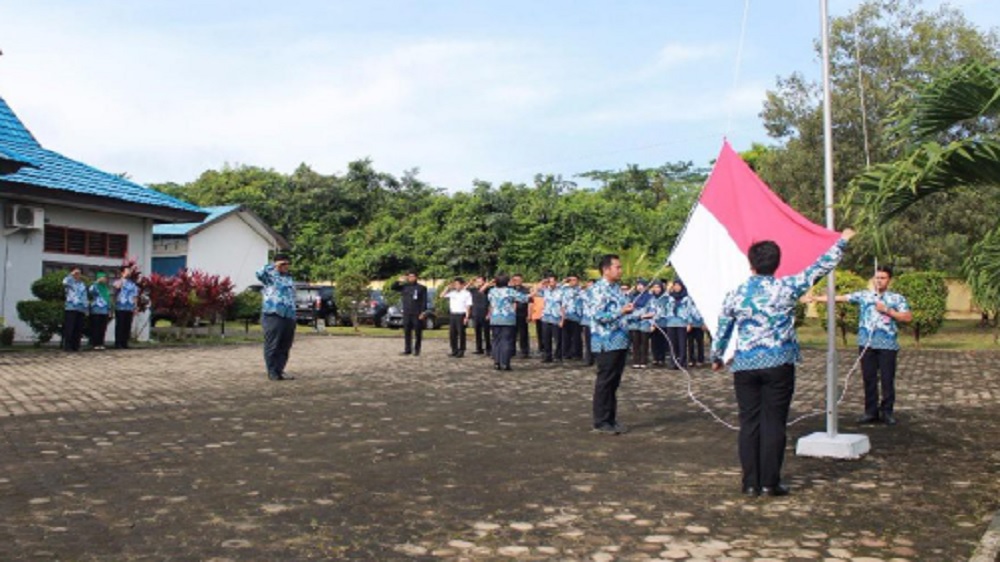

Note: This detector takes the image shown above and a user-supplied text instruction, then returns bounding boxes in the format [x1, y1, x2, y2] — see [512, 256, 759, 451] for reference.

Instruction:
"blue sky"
[1, 0, 996, 190]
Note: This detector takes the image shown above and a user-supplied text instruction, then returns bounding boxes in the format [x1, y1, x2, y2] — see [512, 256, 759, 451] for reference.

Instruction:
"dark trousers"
[860, 347, 898, 417]
[651, 327, 667, 362]
[492, 325, 516, 368]
[114, 310, 133, 349]
[448, 314, 467, 354]
[62, 310, 85, 351]
[687, 327, 705, 364]
[262, 314, 296, 378]
[515, 314, 530, 356]
[561, 319, 582, 359]
[666, 326, 688, 369]
[541, 321, 562, 361]
[403, 313, 423, 354]
[593, 349, 628, 427]
[89, 314, 109, 347]
[629, 330, 650, 365]
[473, 315, 491, 353]
[733, 363, 795, 489]
[535, 320, 544, 352]
[582, 325, 593, 364]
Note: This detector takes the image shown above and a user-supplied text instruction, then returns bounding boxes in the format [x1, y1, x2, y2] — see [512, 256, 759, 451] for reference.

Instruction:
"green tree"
[757, 0, 1000, 273]
[16, 270, 69, 345]
[335, 271, 370, 331]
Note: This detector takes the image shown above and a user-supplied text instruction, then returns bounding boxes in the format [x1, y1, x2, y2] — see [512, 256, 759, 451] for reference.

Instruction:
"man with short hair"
[560, 275, 583, 360]
[538, 272, 563, 363]
[256, 254, 297, 381]
[811, 265, 912, 425]
[62, 268, 88, 352]
[442, 277, 473, 358]
[590, 255, 635, 435]
[713, 230, 853, 497]
[390, 271, 428, 356]
[470, 276, 492, 355]
[511, 273, 531, 357]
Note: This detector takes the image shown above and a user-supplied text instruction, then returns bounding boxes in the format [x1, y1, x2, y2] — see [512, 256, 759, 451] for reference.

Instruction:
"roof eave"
[0, 181, 208, 223]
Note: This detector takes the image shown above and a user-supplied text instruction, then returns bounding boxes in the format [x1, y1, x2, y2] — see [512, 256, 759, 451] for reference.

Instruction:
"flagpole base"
[795, 432, 870, 459]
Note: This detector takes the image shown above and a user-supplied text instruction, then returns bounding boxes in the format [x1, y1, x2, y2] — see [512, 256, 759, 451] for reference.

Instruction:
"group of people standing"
[61, 266, 139, 351]
[254, 235, 913, 499]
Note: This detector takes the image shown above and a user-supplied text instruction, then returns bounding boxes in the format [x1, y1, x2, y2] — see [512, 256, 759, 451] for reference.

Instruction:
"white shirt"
[445, 289, 473, 315]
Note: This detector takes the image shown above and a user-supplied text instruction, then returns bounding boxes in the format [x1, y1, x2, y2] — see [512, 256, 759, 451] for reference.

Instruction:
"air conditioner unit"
[7, 204, 44, 229]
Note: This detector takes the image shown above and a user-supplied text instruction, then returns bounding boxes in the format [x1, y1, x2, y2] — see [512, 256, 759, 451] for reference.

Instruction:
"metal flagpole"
[796, 0, 871, 459]
[820, 0, 839, 438]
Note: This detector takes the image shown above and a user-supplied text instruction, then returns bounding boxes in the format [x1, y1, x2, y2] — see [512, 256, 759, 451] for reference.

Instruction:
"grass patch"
[797, 319, 999, 351]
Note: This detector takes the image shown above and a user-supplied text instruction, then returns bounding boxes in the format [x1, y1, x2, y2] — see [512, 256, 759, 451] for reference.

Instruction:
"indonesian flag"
[669, 141, 841, 354]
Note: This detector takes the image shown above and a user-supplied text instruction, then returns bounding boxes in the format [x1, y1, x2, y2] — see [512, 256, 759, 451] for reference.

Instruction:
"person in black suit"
[390, 271, 428, 356]
[470, 276, 492, 355]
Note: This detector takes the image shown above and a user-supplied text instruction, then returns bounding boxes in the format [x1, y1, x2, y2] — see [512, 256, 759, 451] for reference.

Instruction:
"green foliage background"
[893, 272, 948, 343]
[814, 270, 870, 344]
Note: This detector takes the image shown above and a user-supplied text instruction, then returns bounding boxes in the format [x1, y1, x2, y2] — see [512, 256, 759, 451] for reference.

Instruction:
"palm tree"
[845, 60, 1000, 323]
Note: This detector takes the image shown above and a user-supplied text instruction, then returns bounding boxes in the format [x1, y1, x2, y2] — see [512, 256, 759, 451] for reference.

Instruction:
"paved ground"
[0, 335, 997, 561]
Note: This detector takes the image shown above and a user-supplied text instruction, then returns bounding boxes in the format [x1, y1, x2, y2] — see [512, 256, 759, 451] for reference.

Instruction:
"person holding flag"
[712, 228, 855, 497]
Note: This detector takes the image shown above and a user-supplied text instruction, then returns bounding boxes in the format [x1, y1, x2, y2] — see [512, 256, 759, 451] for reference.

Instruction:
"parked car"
[339, 289, 389, 327]
[383, 287, 445, 330]
[295, 284, 337, 325]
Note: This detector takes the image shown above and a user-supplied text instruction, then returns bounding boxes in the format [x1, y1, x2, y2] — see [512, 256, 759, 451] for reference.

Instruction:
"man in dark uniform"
[390, 271, 428, 356]
[511, 273, 531, 357]
[470, 276, 491, 355]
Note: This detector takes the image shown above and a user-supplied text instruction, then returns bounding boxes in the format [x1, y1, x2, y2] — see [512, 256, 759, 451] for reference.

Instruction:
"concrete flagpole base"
[796, 432, 870, 459]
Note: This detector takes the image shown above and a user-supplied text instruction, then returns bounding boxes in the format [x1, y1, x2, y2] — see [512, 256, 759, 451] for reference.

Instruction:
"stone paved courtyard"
[0, 335, 998, 561]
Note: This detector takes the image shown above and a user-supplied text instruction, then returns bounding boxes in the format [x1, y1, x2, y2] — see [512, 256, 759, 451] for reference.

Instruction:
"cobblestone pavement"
[1, 336, 998, 561]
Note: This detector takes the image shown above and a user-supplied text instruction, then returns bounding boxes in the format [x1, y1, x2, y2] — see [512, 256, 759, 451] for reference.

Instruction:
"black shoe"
[592, 423, 619, 435]
[742, 486, 760, 497]
[503, 365, 512, 371]
[414, 350, 420, 356]
[456, 351, 465, 358]
[267, 373, 281, 381]
[883, 413, 898, 426]
[400, 351, 412, 356]
[857, 414, 879, 424]
[541, 358, 553, 363]
[610, 422, 629, 434]
[761, 484, 790, 497]
[494, 363, 501, 370]
[473, 350, 485, 355]
[447, 352, 457, 357]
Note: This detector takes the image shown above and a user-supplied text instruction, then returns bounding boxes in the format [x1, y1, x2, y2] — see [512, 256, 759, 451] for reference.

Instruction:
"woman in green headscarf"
[88, 272, 112, 350]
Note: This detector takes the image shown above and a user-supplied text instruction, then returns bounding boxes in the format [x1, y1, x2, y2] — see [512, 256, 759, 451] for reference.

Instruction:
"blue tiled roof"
[153, 205, 241, 236]
[0, 95, 203, 214]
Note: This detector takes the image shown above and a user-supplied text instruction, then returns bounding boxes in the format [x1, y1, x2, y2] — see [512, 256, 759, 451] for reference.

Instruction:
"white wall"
[186, 212, 273, 292]
[0, 200, 151, 343]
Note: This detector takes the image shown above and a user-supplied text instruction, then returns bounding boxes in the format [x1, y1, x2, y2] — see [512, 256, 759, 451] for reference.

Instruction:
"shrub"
[146, 269, 235, 329]
[813, 270, 869, 345]
[230, 288, 262, 323]
[32, 270, 70, 301]
[334, 271, 369, 330]
[893, 271, 947, 345]
[1, 326, 14, 346]
[16, 300, 63, 344]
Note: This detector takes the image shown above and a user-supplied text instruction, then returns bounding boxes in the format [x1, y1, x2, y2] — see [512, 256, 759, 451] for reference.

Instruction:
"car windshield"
[295, 288, 319, 305]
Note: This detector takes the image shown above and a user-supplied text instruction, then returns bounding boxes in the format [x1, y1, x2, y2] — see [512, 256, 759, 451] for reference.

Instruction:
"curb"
[970, 510, 1000, 562]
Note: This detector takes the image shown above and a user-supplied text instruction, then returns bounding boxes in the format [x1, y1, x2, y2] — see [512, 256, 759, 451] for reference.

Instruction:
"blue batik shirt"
[63, 275, 88, 313]
[663, 294, 695, 328]
[689, 304, 705, 328]
[256, 264, 296, 319]
[488, 287, 529, 326]
[847, 290, 910, 350]
[712, 239, 846, 372]
[590, 278, 631, 353]
[115, 278, 139, 312]
[580, 286, 595, 328]
[561, 285, 583, 322]
[626, 292, 655, 332]
[88, 284, 110, 315]
[540, 286, 563, 325]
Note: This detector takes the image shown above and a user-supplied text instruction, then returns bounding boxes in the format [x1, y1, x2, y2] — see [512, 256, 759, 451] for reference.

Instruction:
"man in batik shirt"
[590, 255, 635, 435]
[257, 254, 297, 381]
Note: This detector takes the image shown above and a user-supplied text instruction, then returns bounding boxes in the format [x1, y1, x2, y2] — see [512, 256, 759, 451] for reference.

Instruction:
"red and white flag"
[669, 141, 840, 353]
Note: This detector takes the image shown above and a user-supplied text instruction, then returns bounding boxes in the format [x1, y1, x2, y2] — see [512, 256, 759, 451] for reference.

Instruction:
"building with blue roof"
[152, 204, 289, 291]
[1, 94, 207, 342]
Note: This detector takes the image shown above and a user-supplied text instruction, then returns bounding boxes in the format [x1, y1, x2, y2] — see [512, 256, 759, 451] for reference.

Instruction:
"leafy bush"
[32, 270, 70, 301]
[147, 269, 235, 329]
[893, 271, 947, 344]
[16, 300, 63, 344]
[1, 326, 15, 346]
[813, 270, 869, 344]
[230, 288, 262, 322]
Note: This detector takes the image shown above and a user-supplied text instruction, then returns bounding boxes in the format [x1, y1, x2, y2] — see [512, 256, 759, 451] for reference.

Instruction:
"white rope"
[854, 12, 872, 168]
[726, 0, 753, 136]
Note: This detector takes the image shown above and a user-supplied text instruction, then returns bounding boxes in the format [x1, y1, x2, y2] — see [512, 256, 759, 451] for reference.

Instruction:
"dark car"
[383, 287, 445, 330]
[339, 289, 388, 327]
[295, 284, 337, 326]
